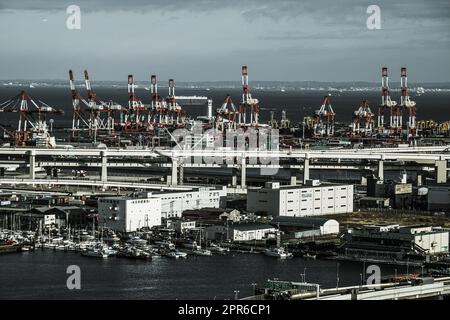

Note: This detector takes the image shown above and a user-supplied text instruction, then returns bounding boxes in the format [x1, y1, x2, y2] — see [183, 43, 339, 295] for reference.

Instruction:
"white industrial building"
[206, 223, 277, 242]
[98, 197, 161, 233]
[98, 186, 227, 232]
[145, 186, 227, 219]
[247, 181, 353, 217]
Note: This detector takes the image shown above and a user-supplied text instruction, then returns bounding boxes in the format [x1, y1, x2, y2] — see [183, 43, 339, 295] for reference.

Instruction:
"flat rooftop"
[249, 182, 352, 191]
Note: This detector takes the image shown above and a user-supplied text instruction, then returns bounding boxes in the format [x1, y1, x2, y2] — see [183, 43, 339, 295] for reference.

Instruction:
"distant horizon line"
[2, 79, 450, 85]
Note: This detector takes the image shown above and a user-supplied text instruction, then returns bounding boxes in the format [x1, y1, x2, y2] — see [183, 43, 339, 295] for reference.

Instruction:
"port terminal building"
[342, 225, 450, 261]
[246, 181, 353, 217]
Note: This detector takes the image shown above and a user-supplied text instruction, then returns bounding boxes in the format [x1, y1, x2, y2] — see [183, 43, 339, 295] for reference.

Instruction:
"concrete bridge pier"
[303, 155, 310, 184]
[101, 151, 108, 183]
[290, 168, 297, 186]
[231, 168, 238, 187]
[240, 157, 246, 189]
[179, 163, 184, 185]
[377, 155, 385, 182]
[171, 158, 178, 186]
[435, 159, 447, 184]
[28, 150, 36, 180]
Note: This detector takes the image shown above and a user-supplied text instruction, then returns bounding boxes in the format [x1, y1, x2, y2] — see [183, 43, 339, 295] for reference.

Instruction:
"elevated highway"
[0, 145, 448, 187]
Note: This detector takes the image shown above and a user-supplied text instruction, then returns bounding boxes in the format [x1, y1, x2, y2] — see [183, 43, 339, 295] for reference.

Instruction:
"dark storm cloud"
[0, 0, 240, 12]
[0, 0, 447, 17]
[0, 0, 449, 81]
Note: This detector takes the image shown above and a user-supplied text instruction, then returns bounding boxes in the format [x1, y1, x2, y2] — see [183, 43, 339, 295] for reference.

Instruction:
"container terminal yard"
[1, 65, 450, 301]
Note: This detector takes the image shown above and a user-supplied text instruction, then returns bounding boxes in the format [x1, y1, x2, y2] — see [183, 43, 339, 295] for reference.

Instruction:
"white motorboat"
[127, 237, 148, 246]
[264, 247, 293, 259]
[81, 243, 116, 258]
[183, 241, 201, 251]
[207, 243, 230, 254]
[81, 248, 109, 258]
[154, 240, 176, 250]
[165, 251, 188, 259]
[192, 248, 212, 256]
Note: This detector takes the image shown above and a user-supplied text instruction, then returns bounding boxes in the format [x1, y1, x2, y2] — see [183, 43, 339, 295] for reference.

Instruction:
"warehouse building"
[98, 186, 227, 232]
[271, 216, 339, 239]
[343, 224, 449, 260]
[247, 181, 353, 217]
[206, 222, 276, 242]
[358, 197, 390, 209]
[167, 219, 196, 234]
[139, 186, 227, 219]
[98, 197, 161, 233]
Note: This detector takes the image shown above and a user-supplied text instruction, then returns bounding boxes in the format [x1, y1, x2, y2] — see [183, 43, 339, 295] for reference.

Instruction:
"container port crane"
[0, 90, 63, 146]
[400, 67, 417, 139]
[385, 69, 402, 135]
[84, 70, 116, 135]
[69, 69, 96, 138]
[378, 67, 398, 134]
[280, 110, 290, 129]
[150, 75, 169, 126]
[70, 69, 87, 138]
[313, 95, 335, 137]
[238, 66, 260, 127]
[69, 69, 122, 139]
[166, 79, 186, 127]
[352, 99, 374, 136]
[216, 94, 238, 131]
[125, 74, 151, 132]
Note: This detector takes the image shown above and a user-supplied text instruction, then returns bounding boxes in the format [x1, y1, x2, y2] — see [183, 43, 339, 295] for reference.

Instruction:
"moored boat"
[264, 247, 293, 259]
[165, 251, 188, 259]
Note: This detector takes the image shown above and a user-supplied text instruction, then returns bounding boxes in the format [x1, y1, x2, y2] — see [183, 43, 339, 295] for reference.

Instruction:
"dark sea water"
[0, 250, 418, 300]
[1, 86, 449, 130]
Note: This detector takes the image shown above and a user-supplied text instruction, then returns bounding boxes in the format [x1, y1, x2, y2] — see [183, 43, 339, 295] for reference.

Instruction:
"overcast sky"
[0, 0, 449, 82]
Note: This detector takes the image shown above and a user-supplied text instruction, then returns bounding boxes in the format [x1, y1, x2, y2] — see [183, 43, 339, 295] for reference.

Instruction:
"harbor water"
[0, 250, 419, 299]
